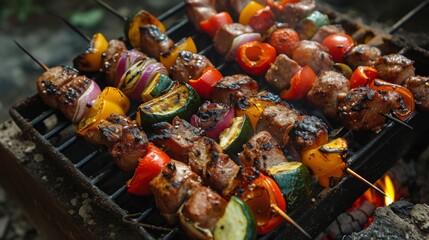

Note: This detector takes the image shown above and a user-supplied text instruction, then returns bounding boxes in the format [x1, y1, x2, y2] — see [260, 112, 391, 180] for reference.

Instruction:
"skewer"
[47, 11, 91, 42]
[13, 40, 49, 71]
[271, 204, 312, 239]
[346, 168, 394, 203]
[380, 112, 413, 130]
[95, 0, 127, 22]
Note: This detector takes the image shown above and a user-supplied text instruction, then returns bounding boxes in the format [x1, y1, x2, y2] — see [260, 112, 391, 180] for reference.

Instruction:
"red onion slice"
[128, 59, 164, 100]
[225, 32, 261, 62]
[113, 52, 128, 87]
[72, 80, 101, 123]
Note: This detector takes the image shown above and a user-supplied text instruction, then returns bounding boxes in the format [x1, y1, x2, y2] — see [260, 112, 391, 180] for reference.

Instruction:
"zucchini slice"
[219, 114, 254, 161]
[214, 196, 257, 240]
[136, 82, 200, 128]
[141, 72, 174, 102]
[267, 161, 312, 210]
[296, 10, 330, 40]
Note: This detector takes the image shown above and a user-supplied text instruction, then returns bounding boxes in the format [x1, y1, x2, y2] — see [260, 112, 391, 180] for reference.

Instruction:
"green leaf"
[69, 9, 104, 28]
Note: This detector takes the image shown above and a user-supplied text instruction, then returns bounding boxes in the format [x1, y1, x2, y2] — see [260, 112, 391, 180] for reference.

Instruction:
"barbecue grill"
[6, 1, 429, 239]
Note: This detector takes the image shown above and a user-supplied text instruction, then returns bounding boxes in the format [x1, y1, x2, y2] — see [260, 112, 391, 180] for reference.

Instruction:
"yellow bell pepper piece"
[239, 1, 264, 26]
[73, 33, 109, 72]
[301, 138, 348, 188]
[160, 37, 197, 71]
[127, 10, 166, 50]
[76, 87, 130, 141]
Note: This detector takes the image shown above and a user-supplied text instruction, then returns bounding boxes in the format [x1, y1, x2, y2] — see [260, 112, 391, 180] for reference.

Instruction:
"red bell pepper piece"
[349, 66, 378, 89]
[248, 7, 276, 34]
[237, 40, 277, 75]
[189, 66, 223, 99]
[322, 33, 355, 63]
[280, 65, 316, 100]
[368, 79, 415, 121]
[200, 12, 233, 38]
[127, 143, 171, 196]
[241, 173, 287, 235]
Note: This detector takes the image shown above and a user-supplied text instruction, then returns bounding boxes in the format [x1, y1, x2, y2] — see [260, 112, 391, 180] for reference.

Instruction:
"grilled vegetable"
[236, 91, 281, 130]
[200, 12, 234, 38]
[127, 143, 171, 196]
[73, 33, 109, 72]
[237, 40, 276, 75]
[76, 87, 130, 143]
[349, 66, 378, 89]
[268, 27, 300, 57]
[136, 83, 201, 127]
[322, 33, 355, 63]
[125, 9, 166, 50]
[333, 63, 353, 79]
[188, 66, 223, 99]
[248, 6, 275, 34]
[280, 65, 317, 100]
[219, 114, 254, 160]
[296, 10, 330, 40]
[141, 72, 174, 102]
[214, 196, 257, 240]
[160, 37, 197, 70]
[267, 162, 312, 210]
[301, 138, 348, 188]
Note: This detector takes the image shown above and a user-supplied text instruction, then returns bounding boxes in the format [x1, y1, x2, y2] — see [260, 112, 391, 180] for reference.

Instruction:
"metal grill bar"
[30, 108, 56, 126]
[158, 2, 185, 21]
[74, 149, 100, 168]
[108, 185, 127, 200]
[42, 120, 71, 139]
[56, 135, 78, 151]
[388, 0, 429, 34]
[90, 162, 116, 185]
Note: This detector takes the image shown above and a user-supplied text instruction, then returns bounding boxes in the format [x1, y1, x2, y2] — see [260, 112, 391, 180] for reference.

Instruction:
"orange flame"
[358, 174, 396, 208]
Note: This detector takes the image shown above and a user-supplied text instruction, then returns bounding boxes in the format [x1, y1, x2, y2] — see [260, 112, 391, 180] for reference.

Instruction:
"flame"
[358, 174, 396, 207]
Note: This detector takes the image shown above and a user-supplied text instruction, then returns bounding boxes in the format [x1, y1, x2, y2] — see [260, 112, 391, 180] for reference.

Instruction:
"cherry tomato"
[322, 33, 355, 63]
[268, 27, 300, 57]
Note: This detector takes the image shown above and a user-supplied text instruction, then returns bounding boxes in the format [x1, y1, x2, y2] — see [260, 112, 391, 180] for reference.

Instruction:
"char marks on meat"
[150, 160, 202, 224]
[102, 39, 128, 82]
[404, 75, 429, 111]
[311, 24, 345, 43]
[265, 54, 302, 91]
[151, 116, 203, 163]
[374, 54, 415, 85]
[213, 23, 253, 57]
[256, 102, 303, 146]
[240, 131, 288, 173]
[292, 40, 334, 74]
[139, 25, 174, 60]
[185, 0, 217, 31]
[338, 87, 402, 131]
[170, 51, 214, 83]
[344, 44, 381, 70]
[212, 74, 258, 105]
[289, 115, 329, 152]
[307, 70, 350, 119]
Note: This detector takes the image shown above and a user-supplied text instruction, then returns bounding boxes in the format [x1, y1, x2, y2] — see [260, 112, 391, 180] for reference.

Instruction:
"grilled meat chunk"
[98, 114, 149, 171]
[404, 75, 429, 111]
[102, 39, 128, 82]
[188, 137, 240, 196]
[292, 40, 334, 74]
[307, 70, 350, 119]
[289, 115, 329, 152]
[170, 51, 213, 83]
[281, 0, 316, 28]
[213, 23, 253, 57]
[151, 116, 203, 163]
[311, 24, 345, 43]
[191, 101, 231, 140]
[179, 186, 227, 239]
[240, 131, 288, 173]
[256, 102, 303, 146]
[338, 87, 402, 131]
[374, 54, 415, 85]
[344, 44, 381, 70]
[185, 0, 217, 31]
[212, 74, 259, 105]
[265, 54, 302, 91]
[139, 25, 174, 60]
[150, 160, 202, 224]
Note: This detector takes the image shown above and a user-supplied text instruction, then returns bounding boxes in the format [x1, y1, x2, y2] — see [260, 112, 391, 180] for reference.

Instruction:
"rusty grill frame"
[9, 1, 429, 239]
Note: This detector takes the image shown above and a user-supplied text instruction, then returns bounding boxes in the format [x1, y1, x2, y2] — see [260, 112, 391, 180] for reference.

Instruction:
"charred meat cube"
[240, 131, 288, 173]
[344, 44, 381, 70]
[292, 40, 334, 74]
[213, 23, 253, 57]
[139, 25, 174, 60]
[289, 115, 329, 152]
[151, 116, 203, 164]
[281, 0, 316, 28]
[404, 75, 429, 111]
[311, 24, 345, 43]
[307, 70, 350, 119]
[374, 54, 415, 85]
[265, 54, 302, 92]
[212, 74, 259, 105]
[150, 160, 202, 224]
[170, 51, 213, 83]
[185, 0, 217, 31]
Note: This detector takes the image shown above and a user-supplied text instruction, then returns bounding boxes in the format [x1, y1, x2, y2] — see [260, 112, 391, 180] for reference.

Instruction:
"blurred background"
[0, 0, 427, 239]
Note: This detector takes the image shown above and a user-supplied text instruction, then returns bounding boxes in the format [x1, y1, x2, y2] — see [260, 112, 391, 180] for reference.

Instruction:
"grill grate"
[9, 2, 429, 239]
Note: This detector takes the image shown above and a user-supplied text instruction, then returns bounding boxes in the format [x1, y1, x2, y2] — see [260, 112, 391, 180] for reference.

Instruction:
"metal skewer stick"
[380, 112, 413, 130]
[95, 0, 127, 22]
[271, 204, 312, 239]
[47, 11, 91, 42]
[346, 168, 394, 203]
[13, 40, 49, 72]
